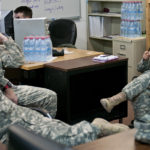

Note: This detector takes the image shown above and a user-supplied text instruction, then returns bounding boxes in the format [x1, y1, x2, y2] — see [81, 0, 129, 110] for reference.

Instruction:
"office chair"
[49, 19, 77, 48]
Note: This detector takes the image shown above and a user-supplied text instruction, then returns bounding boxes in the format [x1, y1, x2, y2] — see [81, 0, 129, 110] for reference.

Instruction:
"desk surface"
[74, 129, 150, 150]
[45, 56, 127, 72]
[20, 48, 103, 70]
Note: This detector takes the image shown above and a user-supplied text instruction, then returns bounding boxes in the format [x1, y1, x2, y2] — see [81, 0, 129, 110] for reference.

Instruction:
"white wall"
[74, 0, 87, 50]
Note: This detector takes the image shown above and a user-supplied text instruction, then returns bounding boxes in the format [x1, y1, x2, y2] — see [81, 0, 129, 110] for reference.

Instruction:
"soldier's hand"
[0, 33, 8, 43]
[143, 50, 150, 60]
[4, 88, 18, 104]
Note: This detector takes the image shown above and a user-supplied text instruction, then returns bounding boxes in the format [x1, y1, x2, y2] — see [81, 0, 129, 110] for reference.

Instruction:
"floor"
[123, 101, 134, 125]
[111, 101, 134, 126]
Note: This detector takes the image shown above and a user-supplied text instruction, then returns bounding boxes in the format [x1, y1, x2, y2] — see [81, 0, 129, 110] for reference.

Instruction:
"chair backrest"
[49, 19, 77, 47]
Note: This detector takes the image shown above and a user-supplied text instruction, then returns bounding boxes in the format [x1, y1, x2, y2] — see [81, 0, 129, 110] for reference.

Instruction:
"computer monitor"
[0, 10, 14, 39]
[14, 17, 49, 48]
[8, 124, 73, 150]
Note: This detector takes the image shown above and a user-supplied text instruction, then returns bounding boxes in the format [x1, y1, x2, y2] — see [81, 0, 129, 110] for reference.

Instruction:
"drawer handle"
[117, 53, 126, 57]
[120, 45, 126, 50]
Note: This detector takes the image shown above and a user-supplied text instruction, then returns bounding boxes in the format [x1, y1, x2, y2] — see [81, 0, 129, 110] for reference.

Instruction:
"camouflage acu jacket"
[0, 37, 24, 89]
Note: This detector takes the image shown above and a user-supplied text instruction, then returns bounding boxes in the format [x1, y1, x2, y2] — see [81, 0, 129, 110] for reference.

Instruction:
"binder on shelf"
[88, 16, 111, 38]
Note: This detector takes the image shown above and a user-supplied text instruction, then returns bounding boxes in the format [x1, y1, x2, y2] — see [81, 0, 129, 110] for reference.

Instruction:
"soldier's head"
[14, 6, 33, 19]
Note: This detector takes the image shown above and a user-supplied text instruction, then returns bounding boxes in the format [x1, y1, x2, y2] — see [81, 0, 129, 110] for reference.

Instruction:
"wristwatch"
[3, 82, 12, 91]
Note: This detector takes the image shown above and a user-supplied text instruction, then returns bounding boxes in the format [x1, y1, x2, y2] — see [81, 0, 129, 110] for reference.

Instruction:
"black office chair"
[48, 19, 77, 48]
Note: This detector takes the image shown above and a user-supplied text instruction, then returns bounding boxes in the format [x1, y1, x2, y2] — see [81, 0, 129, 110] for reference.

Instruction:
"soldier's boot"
[92, 118, 129, 137]
[100, 92, 126, 113]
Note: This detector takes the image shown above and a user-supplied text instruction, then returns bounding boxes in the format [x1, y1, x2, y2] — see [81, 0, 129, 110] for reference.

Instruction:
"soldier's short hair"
[14, 6, 33, 18]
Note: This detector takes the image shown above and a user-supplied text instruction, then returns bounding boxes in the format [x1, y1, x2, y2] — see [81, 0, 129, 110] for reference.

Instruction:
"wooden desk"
[44, 57, 128, 124]
[74, 129, 150, 150]
[20, 48, 102, 70]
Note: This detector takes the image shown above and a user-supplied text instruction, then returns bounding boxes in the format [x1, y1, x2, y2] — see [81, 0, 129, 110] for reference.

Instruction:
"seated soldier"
[100, 50, 150, 144]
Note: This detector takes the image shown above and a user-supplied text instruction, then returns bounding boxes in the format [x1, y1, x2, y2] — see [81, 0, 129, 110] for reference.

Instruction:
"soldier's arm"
[137, 59, 150, 73]
[1, 36, 24, 68]
[0, 62, 18, 104]
[0, 33, 23, 103]
[0, 59, 9, 88]
[137, 51, 150, 73]
[0, 33, 23, 88]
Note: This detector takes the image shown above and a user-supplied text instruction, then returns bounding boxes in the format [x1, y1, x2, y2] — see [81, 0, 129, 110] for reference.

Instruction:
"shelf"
[88, 0, 123, 2]
[88, 13, 121, 17]
[89, 36, 113, 41]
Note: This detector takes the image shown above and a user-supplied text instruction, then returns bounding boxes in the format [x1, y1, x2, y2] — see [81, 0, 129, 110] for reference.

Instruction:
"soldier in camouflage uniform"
[0, 33, 129, 146]
[100, 50, 150, 144]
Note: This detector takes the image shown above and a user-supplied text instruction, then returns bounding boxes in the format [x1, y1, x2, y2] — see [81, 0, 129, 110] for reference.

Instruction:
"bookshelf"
[87, 0, 123, 54]
[87, 0, 146, 54]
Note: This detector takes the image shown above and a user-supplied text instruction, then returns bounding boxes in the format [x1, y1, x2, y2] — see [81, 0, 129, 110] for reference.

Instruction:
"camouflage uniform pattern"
[0, 37, 24, 87]
[13, 85, 57, 118]
[0, 38, 101, 146]
[122, 58, 150, 144]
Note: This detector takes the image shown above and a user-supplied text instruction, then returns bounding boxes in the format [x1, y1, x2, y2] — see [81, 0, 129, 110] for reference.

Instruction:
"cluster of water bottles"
[120, 1, 143, 37]
[23, 36, 52, 62]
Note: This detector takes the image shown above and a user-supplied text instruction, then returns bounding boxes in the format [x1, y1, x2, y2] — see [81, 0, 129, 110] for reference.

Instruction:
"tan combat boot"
[100, 92, 126, 113]
[92, 118, 129, 137]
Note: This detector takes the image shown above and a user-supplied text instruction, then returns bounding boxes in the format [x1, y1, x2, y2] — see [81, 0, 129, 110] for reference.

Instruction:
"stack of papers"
[93, 55, 119, 63]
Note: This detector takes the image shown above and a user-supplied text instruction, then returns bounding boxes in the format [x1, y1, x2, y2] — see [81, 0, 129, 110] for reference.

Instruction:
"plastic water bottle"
[34, 37, 41, 62]
[45, 36, 52, 61]
[121, 2, 126, 20]
[124, 20, 128, 37]
[28, 36, 35, 62]
[133, 21, 138, 37]
[125, 2, 130, 20]
[132, 1, 137, 20]
[128, 2, 135, 20]
[139, 1, 143, 20]
[23, 37, 29, 62]
[120, 20, 125, 36]
[128, 20, 136, 38]
[137, 20, 142, 37]
[134, 1, 138, 20]
[40, 37, 47, 62]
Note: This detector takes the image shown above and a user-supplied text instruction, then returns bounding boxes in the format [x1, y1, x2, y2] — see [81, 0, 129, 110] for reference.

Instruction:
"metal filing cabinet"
[113, 36, 146, 82]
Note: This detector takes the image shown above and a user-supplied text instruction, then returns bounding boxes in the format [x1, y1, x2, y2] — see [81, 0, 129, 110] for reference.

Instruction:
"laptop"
[14, 18, 49, 48]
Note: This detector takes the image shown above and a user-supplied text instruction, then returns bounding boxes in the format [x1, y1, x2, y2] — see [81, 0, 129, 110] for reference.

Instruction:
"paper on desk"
[46, 56, 57, 62]
[64, 48, 73, 54]
[93, 55, 119, 63]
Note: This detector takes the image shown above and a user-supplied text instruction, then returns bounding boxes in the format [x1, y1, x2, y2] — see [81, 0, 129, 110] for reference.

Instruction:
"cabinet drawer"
[113, 41, 133, 66]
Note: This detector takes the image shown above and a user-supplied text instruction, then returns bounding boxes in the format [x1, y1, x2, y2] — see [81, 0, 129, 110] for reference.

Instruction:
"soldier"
[0, 33, 129, 146]
[14, 6, 32, 18]
[100, 50, 150, 144]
